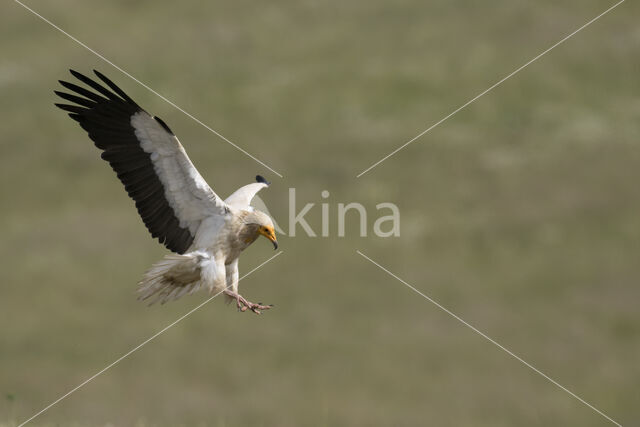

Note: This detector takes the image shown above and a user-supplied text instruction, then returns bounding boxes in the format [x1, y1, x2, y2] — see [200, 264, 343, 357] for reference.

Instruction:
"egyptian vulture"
[54, 70, 278, 313]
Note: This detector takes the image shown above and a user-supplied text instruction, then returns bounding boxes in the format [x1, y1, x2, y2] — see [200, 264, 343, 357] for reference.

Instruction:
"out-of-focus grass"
[1, 0, 639, 426]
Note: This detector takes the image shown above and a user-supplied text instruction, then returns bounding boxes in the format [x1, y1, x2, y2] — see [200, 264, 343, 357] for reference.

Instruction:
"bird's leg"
[223, 289, 273, 314]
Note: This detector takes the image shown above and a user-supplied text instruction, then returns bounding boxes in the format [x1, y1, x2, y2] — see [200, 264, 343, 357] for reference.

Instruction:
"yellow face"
[258, 225, 278, 249]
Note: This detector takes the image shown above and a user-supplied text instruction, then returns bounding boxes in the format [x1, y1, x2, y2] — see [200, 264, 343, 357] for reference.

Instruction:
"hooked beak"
[259, 227, 278, 250]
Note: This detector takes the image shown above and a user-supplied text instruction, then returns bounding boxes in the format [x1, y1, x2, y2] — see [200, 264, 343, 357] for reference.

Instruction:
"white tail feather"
[137, 252, 211, 305]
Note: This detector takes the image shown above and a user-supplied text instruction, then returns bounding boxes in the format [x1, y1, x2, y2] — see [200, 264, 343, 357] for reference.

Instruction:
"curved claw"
[224, 289, 273, 315]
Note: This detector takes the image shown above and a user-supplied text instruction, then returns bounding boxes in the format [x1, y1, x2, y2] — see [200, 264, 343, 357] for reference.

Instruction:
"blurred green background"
[1, 0, 639, 425]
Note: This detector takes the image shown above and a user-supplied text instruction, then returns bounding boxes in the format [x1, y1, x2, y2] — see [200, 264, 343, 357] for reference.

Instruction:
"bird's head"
[244, 210, 278, 250]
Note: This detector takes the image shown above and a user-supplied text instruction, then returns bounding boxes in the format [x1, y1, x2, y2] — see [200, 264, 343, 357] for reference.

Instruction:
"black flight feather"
[256, 175, 270, 185]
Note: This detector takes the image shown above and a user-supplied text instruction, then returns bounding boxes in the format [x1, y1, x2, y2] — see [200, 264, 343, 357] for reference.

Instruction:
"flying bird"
[54, 69, 278, 313]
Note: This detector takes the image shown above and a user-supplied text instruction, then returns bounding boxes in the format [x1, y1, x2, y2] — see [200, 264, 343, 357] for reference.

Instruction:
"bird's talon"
[226, 290, 272, 314]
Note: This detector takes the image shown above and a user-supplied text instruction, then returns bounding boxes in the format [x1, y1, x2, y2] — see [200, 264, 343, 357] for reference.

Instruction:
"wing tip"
[69, 68, 83, 79]
[256, 175, 270, 186]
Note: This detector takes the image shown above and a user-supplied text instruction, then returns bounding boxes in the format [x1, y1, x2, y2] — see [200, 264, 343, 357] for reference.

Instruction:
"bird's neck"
[238, 223, 260, 245]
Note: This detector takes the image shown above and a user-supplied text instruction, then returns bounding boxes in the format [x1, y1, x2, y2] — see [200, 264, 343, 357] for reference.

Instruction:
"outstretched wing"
[225, 175, 270, 210]
[55, 69, 228, 254]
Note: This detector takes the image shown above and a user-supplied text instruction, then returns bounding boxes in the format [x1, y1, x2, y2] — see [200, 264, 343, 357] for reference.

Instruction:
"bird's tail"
[137, 252, 205, 305]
